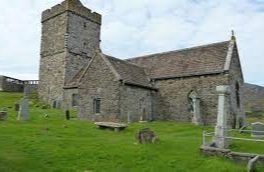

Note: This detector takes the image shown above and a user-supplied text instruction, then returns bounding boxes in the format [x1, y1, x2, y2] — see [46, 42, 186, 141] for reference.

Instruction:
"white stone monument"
[214, 85, 230, 149]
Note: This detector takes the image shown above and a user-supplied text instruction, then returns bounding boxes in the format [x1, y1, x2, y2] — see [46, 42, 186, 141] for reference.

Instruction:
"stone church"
[39, 0, 245, 128]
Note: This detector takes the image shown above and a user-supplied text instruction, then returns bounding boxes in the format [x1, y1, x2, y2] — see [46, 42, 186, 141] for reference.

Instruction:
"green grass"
[0, 92, 263, 172]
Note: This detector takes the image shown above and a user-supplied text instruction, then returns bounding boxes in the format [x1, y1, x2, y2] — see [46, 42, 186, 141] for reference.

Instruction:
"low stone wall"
[0, 75, 38, 93]
[200, 146, 264, 162]
[0, 75, 24, 92]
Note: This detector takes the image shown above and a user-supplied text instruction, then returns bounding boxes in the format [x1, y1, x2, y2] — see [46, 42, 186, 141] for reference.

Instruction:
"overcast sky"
[0, 0, 264, 86]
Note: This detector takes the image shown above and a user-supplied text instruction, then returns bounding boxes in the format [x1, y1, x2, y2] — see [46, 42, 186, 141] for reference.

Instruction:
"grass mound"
[0, 92, 263, 171]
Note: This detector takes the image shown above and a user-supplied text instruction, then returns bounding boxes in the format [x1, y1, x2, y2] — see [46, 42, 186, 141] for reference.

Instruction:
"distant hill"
[243, 83, 264, 112]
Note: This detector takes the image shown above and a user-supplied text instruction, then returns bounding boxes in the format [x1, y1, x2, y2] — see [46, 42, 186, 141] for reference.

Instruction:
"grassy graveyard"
[0, 92, 263, 172]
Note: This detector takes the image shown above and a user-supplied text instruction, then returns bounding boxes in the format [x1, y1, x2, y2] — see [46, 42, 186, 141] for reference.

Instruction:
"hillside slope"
[243, 83, 264, 112]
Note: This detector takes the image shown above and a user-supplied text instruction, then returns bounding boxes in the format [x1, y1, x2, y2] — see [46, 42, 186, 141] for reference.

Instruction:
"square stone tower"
[39, 0, 101, 106]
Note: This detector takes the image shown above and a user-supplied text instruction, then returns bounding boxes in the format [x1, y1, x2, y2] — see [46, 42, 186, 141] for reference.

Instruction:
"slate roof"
[64, 53, 153, 89]
[104, 55, 153, 88]
[65, 40, 235, 89]
[127, 41, 231, 79]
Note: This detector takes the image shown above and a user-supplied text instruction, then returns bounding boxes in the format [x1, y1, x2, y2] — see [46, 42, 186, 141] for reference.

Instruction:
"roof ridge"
[104, 54, 149, 69]
[126, 40, 230, 61]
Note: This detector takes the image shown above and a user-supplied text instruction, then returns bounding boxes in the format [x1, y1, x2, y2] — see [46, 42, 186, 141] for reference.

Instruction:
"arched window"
[236, 82, 240, 108]
[188, 90, 198, 112]
[72, 94, 80, 107]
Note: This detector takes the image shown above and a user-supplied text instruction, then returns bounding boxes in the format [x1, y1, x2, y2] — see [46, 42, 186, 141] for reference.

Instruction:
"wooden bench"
[95, 122, 128, 132]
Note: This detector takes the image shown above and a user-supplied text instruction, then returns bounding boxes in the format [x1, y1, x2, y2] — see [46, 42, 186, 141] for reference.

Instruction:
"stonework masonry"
[38, 0, 249, 127]
[0, 75, 38, 93]
[75, 53, 154, 122]
[77, 53, 121, 121]
[39, 0, 101, 105]
[227, 43, 245, 127]
[153, 74, 229, 125]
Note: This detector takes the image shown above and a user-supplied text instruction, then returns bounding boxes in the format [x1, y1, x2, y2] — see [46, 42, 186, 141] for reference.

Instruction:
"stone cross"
[17, 86, 29, 121]
[17, 97, 29, 121]
[214, 85, 230, 149]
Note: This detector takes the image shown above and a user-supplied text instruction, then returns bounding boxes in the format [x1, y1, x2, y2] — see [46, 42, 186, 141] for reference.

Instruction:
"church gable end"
[227, 40, 245, 128]
[77, 53, 121, 121]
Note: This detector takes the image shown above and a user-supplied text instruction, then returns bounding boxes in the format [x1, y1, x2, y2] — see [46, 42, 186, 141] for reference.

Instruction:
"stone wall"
[228, 44, 245, 128]
[120, 85, 154, 122]
[0, 76, 38, 93]
[65, 11, 101, 82]
[63, 88, 79, 109]
[0, 75, 24, 92]
[201, 146, 264, 163]
[39, 52, 66, 104]
[154, 74, 229, 126]
[0, 75, 4, 91]
[78, 54, 121, 121]
[39, 10, 68, 104]
[39, 0, 101, 106]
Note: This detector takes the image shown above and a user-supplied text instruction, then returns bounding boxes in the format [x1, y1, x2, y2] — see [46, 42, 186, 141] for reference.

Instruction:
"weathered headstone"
[136, 128, 158, 144]
[0, 111, 7, 121]
[17, 98, 29, 121]
[15, 103, 20, 112]
[17, 86, 29, 121]
[214, 85, 230, 149]
[65, 110, 70, 120]
[251, 122, 264, 137]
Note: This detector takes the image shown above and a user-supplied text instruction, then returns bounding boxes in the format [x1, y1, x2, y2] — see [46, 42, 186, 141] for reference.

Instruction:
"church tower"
[38, 0, 101, 105]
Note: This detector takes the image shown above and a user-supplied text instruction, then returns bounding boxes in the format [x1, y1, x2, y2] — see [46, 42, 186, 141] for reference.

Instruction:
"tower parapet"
[41, 0, 101, 24]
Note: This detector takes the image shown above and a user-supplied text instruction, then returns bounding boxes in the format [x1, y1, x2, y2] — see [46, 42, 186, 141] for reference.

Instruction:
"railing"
[1, 76, 39, 85]
[24, 80, 39, 85]
[202, 129, 264, 146]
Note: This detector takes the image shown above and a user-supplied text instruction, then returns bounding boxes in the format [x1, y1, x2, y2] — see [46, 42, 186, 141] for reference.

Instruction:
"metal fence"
[202, 129, 264, 146]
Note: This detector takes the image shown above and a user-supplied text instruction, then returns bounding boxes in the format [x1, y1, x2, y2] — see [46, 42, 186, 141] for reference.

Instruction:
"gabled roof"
[64, 52, 154, 89]
[103, 55, 153, 88]
[65, 37, 240, 89]
[127, 40, 234, 79]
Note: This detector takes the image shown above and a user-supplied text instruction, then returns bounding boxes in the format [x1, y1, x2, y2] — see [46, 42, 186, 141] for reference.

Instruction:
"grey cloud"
[0, 0, 263, 86]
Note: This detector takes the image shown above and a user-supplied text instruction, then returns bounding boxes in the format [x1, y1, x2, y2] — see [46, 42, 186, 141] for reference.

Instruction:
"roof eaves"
[123, 81, 158, 91]
[152, 71, 226, 81]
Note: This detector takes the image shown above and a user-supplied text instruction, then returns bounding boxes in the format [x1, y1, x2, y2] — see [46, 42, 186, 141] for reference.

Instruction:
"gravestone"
[15, 103, 20, 112]
[17, 86, 29, 121]
[251, 122, 264, 137]
[136, 128, 158, 144]
[0, 111, 7, 121]
[17, 98, 29, 121]
[65, 110, 70, 120]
